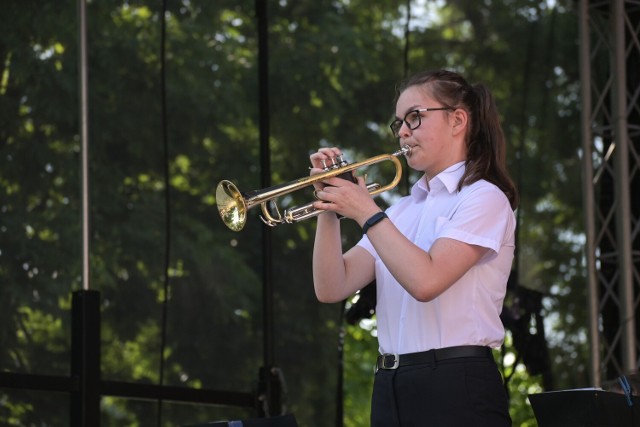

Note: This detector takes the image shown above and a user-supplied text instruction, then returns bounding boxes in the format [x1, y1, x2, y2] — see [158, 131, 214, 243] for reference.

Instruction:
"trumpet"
[216, 145, 411, 231]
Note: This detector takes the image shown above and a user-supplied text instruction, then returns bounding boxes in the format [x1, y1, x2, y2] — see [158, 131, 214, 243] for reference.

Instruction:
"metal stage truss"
[578, 0, 640, 387]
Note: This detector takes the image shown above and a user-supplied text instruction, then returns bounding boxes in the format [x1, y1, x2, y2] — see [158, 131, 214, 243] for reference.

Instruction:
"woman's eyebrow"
[395, 105, 423, 119]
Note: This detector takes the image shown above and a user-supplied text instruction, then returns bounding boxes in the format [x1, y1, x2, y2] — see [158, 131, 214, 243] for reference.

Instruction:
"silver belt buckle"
[375, 353, 399, 373]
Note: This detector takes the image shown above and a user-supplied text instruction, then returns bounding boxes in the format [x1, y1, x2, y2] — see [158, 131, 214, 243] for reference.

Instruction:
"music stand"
[529, 389, 640, 427]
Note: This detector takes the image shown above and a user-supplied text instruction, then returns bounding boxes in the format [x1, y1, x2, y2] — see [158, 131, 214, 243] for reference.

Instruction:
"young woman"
[309, 69, 517, 426]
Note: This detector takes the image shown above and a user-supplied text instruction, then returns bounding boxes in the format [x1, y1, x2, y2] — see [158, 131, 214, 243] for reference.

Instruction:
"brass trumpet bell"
[216, 180, 249, 232]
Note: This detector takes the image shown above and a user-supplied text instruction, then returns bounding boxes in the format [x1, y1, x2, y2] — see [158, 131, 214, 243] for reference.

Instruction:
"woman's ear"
[450, 108, 468, 136]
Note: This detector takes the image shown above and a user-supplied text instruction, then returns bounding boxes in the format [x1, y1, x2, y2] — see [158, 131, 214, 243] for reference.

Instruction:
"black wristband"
[362, 212, 388, 234]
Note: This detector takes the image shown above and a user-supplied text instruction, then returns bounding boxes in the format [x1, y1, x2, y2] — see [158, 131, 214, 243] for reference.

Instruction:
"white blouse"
[357, 162, 516, 355]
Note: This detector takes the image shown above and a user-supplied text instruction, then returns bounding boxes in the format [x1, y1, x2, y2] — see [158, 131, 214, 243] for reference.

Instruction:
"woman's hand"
[308, 147, 380, 223]
[314, 175, 381, 224]
[309, 147, 343, 191]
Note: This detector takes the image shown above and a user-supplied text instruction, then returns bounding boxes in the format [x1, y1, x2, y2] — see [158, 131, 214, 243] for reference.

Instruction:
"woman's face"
[394, 85, 466, 177]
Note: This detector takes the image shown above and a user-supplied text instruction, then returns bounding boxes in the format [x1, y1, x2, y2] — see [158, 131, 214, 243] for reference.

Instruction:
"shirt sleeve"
[437, 182, 515, 253]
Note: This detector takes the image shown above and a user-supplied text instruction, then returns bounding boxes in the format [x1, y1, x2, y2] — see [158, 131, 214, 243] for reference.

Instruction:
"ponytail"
[463, 83, 519, 210]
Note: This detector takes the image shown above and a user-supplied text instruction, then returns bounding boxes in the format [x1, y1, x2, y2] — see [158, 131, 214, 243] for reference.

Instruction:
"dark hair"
[396, 69, 519, 210]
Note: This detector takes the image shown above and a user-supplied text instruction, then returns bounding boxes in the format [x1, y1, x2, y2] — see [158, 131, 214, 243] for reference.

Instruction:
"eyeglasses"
[389, 107, 452, 138]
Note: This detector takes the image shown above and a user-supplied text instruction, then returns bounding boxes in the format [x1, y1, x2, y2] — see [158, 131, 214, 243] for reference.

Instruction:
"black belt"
[375, 345, 492, 373]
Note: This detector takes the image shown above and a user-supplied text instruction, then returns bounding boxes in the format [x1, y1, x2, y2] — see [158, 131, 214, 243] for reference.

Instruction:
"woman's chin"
[406, 151, 424, 168]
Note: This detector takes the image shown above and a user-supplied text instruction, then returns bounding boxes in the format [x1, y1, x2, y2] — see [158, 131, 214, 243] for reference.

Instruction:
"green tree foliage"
[1, 0, 585, 426]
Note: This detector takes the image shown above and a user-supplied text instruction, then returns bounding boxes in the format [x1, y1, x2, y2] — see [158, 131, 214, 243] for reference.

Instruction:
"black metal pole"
[71, 290, 101, 427]
[255, 0, 283, 417]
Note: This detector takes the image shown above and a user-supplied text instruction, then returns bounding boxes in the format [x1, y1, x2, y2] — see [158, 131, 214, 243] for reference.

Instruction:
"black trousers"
[370, 352, 512, 427]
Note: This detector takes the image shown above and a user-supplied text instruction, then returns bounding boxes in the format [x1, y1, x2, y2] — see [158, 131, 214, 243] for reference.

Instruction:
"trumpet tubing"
[215, 145, 411, 231]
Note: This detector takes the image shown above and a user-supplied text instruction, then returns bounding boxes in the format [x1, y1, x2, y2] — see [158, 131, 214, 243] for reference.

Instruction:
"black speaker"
[182, 414, 298, 427]
[529, 389, 640, 427]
